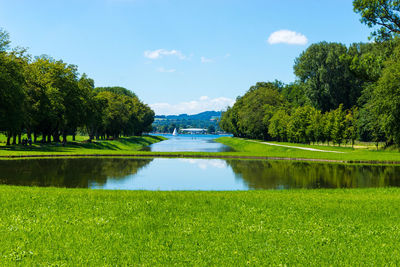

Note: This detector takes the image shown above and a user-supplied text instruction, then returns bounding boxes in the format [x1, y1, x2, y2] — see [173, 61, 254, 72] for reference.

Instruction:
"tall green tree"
[294, 42, 363, 112]
[235, 82, 285, 140]
[368, 45, 400, 145]
[353, 0, 400, 40]
[0, 30, 26, 145]
[331, 104, 347, 146]
[268, 109, 290, 142]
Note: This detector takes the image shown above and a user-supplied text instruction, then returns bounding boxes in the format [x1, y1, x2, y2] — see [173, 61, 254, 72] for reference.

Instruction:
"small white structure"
[180, 128, 207, 134]
[172, 128, 178, 136]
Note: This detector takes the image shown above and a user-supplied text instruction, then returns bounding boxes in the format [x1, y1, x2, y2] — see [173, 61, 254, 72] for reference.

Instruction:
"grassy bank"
[0, 135, 166, 156]
[215, 137, 400, 163]
[2, 135, 400, 164]
[0, 186, 399, 265]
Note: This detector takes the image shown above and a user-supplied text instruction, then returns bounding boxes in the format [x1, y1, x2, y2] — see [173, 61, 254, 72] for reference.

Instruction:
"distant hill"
[152, 111, 223, 133]
[155, 111, 221, 121]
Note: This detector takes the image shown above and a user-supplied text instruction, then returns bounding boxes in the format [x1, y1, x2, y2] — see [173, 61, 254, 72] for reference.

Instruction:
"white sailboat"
[172, 128, 178, 136]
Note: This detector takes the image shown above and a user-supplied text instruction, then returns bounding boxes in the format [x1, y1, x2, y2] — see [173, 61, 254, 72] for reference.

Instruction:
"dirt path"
[248, 140, 346, 153]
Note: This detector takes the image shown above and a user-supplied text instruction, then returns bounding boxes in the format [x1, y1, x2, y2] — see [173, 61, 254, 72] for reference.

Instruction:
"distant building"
[180, 128, 207, 134]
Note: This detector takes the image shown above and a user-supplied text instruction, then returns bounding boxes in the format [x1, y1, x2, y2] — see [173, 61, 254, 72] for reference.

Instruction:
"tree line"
[0, 30, 154, 145]
[220, 0, 400, 148]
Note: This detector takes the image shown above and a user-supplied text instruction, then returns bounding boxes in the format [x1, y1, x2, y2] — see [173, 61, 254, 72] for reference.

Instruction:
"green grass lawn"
[2, 134, 400, 163]
[215, 137, 400, 163]
[0, 135, 166, 156]
[0, 186, 399, 265]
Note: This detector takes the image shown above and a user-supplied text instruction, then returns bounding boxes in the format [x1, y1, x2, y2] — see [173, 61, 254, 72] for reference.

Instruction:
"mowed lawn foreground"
[1, 186, 400, 265]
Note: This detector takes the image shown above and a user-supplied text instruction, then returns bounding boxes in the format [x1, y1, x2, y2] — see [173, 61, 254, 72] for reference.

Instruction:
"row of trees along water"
[220, 0, 400, 148]
[0, 30, 154, 146]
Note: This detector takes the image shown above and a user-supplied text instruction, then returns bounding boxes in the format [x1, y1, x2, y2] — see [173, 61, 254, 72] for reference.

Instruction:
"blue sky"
[0, 0, 371, 114]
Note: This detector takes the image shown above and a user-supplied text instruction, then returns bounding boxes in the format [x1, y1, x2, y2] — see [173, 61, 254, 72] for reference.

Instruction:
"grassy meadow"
[1, 134, 400, 163]
[215, 137, 400, 163]
[0, 135, 166, 157]
[0, 186, 399, 265]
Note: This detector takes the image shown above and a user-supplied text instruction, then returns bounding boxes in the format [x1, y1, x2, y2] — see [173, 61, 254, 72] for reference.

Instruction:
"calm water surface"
[1, 158, 400, 190]
[141, 134, 234, 152]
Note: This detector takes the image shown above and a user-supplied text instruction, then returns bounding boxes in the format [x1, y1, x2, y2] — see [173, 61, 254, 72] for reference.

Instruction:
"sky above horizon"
[0, 0, 372, 115]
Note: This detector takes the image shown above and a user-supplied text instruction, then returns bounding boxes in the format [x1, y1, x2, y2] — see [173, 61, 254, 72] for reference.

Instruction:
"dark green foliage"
[353, 0, 400, 40]
[368, 45, 400, 145]
[95, 86, 137, 98]
[0, 30, 154, 145]
[219, 82, 285, 139]
[278, 82, 309, 107]
[221, 15, 400, 148]
[0, 45, 26, 145]
[294, 42, 364, 112]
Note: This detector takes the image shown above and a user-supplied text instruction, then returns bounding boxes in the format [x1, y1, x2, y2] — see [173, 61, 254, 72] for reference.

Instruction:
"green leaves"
[353, 0, 400, 40]
[220, 82, 285, 140]
[294, 42, 363, 112]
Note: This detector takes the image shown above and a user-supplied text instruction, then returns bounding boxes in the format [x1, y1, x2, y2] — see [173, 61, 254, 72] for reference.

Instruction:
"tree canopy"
[0, 30, 154, 145]
[353, 0, 400, 40]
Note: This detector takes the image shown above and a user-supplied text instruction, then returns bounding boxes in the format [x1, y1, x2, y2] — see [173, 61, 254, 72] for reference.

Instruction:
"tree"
[207, 125, 216, 134]
[0, 31, 26, 145]
[0, 54, 26, 145]
[24, 56, 81, 143]
[331, 104, 347, 146]
[353, 0, 400, 40]
[268, 109, 290, 142]
[220, 106, 240, 137]
[345, 107, 359, 147]
[323, 111, 335, 145]
[286, 106, 315, 144]
[233, 82, 285, 139]
[279, 82, 309, 108]
[368, 45, 400, 145]
[0, 28, 10, 52]
[294, 42, 363, 112]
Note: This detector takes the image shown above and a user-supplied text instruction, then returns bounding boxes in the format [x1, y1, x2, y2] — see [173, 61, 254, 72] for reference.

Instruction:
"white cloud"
[200, 56, 213, 63]
[157, 67, 176, 73]
[179, 159, 227, 170]
[224, 53, 231, 58]
[144, 49, 186, 60]
[150, 96, 235, 115]
[267, 30, 308, 45]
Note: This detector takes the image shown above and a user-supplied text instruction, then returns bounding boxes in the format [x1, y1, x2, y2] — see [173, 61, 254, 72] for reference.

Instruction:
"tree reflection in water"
[0, 158, 153, 188]
[226, 160, 400, 189]
[1, 158, 400, 190]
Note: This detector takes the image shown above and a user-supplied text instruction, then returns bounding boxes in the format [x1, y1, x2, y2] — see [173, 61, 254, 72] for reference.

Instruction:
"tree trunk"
[18, 133, 22, 145]
[34, 132, 37, 143]
[72, 134, 75, 141]
[47, 134, 51, 143]
[6, 132, 11, 146]
[12, 134, 17, 145]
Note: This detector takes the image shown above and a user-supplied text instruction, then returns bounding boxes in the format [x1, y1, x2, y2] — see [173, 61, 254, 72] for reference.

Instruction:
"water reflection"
[142, 134, 234, 152]
[0, 158, 152, 188]
[226, 160, 400, 189]
[0, 158, 400, 190]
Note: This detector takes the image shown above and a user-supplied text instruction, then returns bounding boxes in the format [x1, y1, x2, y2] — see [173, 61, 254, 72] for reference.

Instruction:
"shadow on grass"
[0, 136, 163, 153]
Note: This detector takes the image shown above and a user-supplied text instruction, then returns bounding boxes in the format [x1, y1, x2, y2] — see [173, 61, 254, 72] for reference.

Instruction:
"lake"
[141, 134, 234, 152]
[1, 158, 400, 190]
